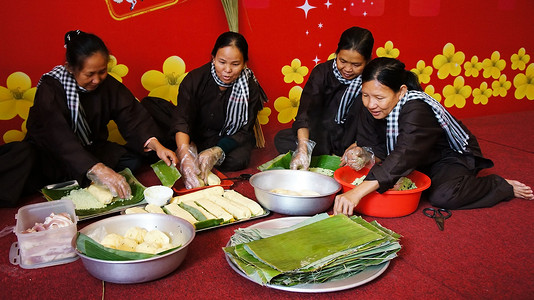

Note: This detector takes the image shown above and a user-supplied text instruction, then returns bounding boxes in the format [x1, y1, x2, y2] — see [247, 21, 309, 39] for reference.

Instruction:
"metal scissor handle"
[423, 208, 452, 231]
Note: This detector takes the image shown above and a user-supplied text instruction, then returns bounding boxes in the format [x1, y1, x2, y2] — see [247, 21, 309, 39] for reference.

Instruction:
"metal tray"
[121, 204, 270, 232]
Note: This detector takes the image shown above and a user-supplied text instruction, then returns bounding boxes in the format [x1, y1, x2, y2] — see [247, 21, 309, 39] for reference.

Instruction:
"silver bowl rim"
[77, 213, 196, 264]
[250, 169, 342, 197]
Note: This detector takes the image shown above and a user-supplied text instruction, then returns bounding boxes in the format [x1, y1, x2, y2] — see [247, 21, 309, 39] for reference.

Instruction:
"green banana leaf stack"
[223, 213, 401, 286]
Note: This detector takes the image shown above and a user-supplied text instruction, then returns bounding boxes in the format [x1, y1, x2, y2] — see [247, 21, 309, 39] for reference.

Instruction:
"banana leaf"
[41, 168, 146, 217]
[223, 214, 401, 286]
[76, 232, 180, 261]
[257, 152, 341, 174]
[150, 160, 181, 187]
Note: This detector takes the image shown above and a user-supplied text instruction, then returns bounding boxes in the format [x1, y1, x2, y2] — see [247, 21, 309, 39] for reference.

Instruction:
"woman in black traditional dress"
[142, 32, 265, 189]
[334, 57, 533, 216]
[0, 30, 177, 207]
[273, 26, 381, 170]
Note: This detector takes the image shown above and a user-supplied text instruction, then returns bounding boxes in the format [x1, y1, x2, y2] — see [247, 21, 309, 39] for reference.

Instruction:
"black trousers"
[425, 153, 513, 209]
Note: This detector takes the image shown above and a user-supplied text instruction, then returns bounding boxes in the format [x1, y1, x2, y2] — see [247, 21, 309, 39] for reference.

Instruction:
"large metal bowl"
[250, 170, 342, 215]
[77, 213, 195, 284]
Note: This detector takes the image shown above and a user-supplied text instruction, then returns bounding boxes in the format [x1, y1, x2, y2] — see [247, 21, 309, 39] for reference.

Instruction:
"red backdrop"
[1, 0, 533, 145]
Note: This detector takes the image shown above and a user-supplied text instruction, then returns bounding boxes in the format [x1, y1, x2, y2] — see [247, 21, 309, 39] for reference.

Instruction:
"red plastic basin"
[333, 166, 431, 217]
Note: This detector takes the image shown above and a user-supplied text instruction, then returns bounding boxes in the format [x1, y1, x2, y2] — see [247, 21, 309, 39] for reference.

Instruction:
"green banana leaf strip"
[194, 218, 224, 230]
[76, 232, 180, 261]
[179, 202, 207, 221]
[151, 160, 181, 187]
[42, 168, 146, 216]
[257, 152, 293, 171]
[225, 247, 269, 284]
[243, 215, 384, 273]
[232, 243, 281, 282]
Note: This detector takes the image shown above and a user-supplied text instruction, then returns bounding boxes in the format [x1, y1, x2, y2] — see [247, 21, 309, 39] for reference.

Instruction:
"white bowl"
[144, 185, 173, 206]
[77, 213, 195, 284]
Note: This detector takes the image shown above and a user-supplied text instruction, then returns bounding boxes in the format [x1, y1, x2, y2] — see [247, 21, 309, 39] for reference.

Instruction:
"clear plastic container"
[10, 199, 79, 269]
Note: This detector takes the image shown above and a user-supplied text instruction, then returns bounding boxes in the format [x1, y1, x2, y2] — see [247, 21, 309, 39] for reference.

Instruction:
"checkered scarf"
[211, 63, 252, 136]
[38, 65, 92, 146]
[332, 59, 363, 124]
[386, 90, 469, 154]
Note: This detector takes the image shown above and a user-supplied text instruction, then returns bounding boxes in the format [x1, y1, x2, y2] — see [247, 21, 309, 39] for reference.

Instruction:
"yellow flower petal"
[274, 97, 291, 111]
[141, 70, 167, 91]
[112, 64, 129, 77]
[3, 129, 25, 143]
[278, 107, 298, 124]
[163, 56, 186, 75]
[7, 72, 31, 91]
[148, 85, 179, 105]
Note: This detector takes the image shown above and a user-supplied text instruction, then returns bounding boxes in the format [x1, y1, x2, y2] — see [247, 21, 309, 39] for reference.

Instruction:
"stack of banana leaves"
[223, 213, 401, 286]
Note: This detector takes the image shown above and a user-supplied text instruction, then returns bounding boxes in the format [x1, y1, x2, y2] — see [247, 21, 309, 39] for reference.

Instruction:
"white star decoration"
[298, 0, 316, 19]
[325, 0, 332, 9]
[313, 56, 321, 64]
[318, 23, 323, 28]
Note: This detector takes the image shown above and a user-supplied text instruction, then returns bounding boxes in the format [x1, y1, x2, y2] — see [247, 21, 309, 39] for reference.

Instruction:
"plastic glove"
[290, 139, 316, 170]
[86, 163, 131, 199]
[198, 146, 225, 182]
[177, 144, 202, 189]
[340, 144, 375, 171]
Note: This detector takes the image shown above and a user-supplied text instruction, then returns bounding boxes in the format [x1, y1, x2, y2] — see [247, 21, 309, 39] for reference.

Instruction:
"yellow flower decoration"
[282, 59, 309, 84]
[482, 51, 506, 79]
[464, 56, 483, 78]
[274, 86, 303, 124]
[141, 56, 187, 105]
[424, 85, 442, 102]
[0, 72, 36, 121]
[411, 60, 432, 84]
[472, 82, 492, 105]
[257, 107, 272, 125]
[376, 41, 400, 58]
[432, 43, 465, 80]
[328, 53, 336, 60]
[442, 76, 472, 108]
[491, 74, 511, 97]
[511, 48, 530, 71]
[107, 120, 126, 145]
[513, 63, 534, 100]
[107, 55, 129, 83]
[3, 120, 27, 143]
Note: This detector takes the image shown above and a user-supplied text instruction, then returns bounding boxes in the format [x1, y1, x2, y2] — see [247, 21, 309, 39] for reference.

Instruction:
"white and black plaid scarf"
[386, 90, 469, 154]
[332, 59, 363, 124]
[38, 65, 92, 146]
[210, 63, 252, 136]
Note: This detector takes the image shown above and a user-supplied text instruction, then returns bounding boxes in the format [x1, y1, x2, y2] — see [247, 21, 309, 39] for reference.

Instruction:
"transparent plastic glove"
[290, 139, 316, 170]
[177, 145, 202, 189]
[341, 144, 375, 171]
[86, 163, 131, 199]
[198, 146, 225, 182]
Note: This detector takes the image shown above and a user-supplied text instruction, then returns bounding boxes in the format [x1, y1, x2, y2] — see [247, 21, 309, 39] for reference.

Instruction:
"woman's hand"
[334, 180, 380, 216]
[86, 163, 131, 199]
[290, 139, 316, 170]
[177, 144, 202, 189]
[333, 191, 361, 216]
[198, 146, 224, 182]
[340, 143, 374, 171]
[146, 138, 178, 167]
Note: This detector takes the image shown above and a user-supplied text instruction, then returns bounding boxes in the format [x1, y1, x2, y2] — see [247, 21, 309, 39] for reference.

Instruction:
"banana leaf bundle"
[223, 214, 401, 286]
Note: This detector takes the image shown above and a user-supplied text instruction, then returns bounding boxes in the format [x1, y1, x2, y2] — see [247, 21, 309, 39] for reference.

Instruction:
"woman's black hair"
[211, 31, 249, 62]
[335, 27, 374, 61]
[64, 30, 109, 71]
[361, 57, 423, 92]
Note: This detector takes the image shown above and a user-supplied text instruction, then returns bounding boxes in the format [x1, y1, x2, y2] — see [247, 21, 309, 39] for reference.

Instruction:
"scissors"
[423, 208, 452, 231]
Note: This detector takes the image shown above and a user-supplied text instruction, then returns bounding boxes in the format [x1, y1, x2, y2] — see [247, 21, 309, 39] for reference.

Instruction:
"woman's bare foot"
[506, 179, 534, 200]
